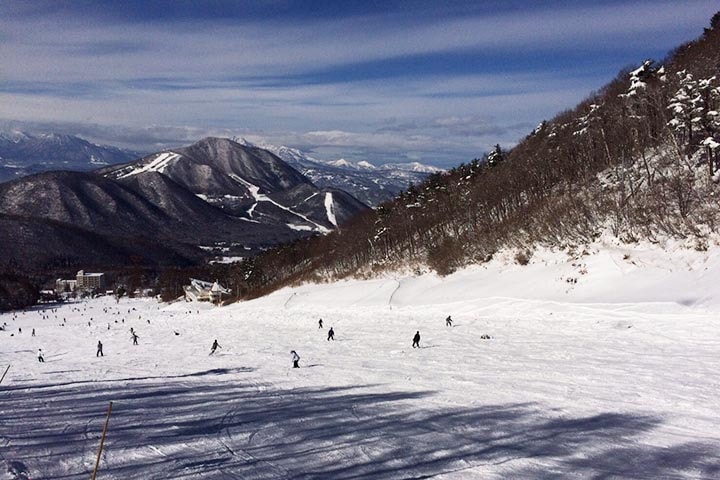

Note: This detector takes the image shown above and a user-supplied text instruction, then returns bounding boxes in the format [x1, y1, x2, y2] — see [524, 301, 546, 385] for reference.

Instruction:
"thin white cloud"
[1, 0, 716, 83]
[0, 0, 717, 167]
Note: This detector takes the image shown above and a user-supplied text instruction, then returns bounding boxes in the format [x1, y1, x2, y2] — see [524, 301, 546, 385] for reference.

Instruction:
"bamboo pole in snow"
[91, 401, 113, 480]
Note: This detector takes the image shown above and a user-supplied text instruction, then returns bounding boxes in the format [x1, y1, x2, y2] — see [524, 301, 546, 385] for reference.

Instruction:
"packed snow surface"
[2, 239, 720, 479]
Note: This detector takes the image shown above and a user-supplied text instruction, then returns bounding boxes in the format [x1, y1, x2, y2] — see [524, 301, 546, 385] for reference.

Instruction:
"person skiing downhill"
[291, 350, 300, 368]
[327, 327, 335, 341]
[446, 315, 453, 327]
[37, 349, 45, 363]
[97, 340, 104, 357]
[412, 331, 421, 348]
[210, 339, 221, 355]
[318, 319, 323, 329]
[131, 332, 139, 345]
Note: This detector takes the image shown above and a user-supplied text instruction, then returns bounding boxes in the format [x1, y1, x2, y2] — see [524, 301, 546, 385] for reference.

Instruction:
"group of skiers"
[18, 302, 464, 367]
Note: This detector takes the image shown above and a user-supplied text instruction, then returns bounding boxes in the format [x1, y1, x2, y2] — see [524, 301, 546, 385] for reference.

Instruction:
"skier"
[318, 318, 323, 329]
[327, 327, 335, 341]
[97, 340, 104, 357]
[412, 331, 421, 348]
[32, 328, 36, 336]
[37, 349, 45, 363]
[131, 332, 139, 345]
[446, 315, 453, 327]
[210, 339, 221, 355]
[291, 350, 300, 368]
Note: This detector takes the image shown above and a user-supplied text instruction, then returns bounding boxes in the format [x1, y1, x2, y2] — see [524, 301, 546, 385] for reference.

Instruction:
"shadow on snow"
[1, 371, 719, 479]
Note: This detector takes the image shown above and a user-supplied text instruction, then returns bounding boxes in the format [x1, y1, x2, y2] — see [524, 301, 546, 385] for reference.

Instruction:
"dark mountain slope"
[0, 171, 174, 239]
[0, 213, 200, 270]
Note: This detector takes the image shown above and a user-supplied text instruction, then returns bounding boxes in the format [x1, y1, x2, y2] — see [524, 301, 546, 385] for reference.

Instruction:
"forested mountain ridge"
[0, 138, 369, 272]
[224, 13, 720, 299]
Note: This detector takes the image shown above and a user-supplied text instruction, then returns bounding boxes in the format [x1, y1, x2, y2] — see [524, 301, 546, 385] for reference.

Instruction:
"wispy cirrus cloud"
[0, 0, 718, 167]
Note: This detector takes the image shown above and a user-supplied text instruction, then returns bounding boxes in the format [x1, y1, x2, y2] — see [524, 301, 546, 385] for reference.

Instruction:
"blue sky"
[0, 0, 717, 167]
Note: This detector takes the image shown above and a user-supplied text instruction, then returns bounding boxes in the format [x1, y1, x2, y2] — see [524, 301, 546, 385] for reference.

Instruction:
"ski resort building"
[55, 278, 77, 293]
[56, 270, 106, 293]
[76, 270, 105, 290]
[183, 279, 231, 304]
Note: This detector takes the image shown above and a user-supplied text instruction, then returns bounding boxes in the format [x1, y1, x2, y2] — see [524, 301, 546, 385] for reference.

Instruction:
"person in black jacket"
[291, 350, 300, 368]
[327, 327, 335, 341]
[210, 339, 221, 355]
[96, 340, 104, 357]
[412, 331, 421, 348]
[445, 315, 453, 327]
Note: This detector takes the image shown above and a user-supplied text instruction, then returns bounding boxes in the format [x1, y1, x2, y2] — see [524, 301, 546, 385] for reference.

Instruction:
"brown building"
[75, 270, 105, 290]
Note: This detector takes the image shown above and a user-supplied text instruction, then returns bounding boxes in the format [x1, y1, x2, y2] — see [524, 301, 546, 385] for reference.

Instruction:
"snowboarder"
[97, 340, 104, 357]
[318, 318, 323, 329]
[210, 339, 221, 355]
[446, 315, 453, 327]
[37, 349, 44, 363]
[291, 350, 300, 368]
[131, 332, 139, 345]
[412, 331, 421, 348]
[327, 327, 335, 341]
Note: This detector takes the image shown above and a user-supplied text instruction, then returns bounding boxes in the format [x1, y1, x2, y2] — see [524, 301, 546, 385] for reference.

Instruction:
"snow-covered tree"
[667, 70, 702, 153]
[487, 144, 504, 167]
[696, 77, 720, 175]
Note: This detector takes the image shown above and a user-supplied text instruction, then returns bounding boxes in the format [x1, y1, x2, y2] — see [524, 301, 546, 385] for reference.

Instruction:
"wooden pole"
[91, 401, 113, 480]
[0, 365, 10, 385]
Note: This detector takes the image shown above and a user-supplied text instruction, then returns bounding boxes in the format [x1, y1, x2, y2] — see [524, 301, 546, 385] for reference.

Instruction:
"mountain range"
[234, 138, 442, 206]
[0, 130, 442, 206]
[0, 131, 140, 183]
[0, 137, 369, 270]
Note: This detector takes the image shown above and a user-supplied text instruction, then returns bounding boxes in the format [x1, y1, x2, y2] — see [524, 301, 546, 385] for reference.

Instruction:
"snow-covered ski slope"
[2, 237, 720, 479]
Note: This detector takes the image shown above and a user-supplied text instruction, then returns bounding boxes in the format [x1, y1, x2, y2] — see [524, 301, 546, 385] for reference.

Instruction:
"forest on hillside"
[209, 12, 720, 300]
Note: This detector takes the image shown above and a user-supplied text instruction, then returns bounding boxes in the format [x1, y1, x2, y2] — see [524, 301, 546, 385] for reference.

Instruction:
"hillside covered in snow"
[1, 237, 719, 478]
